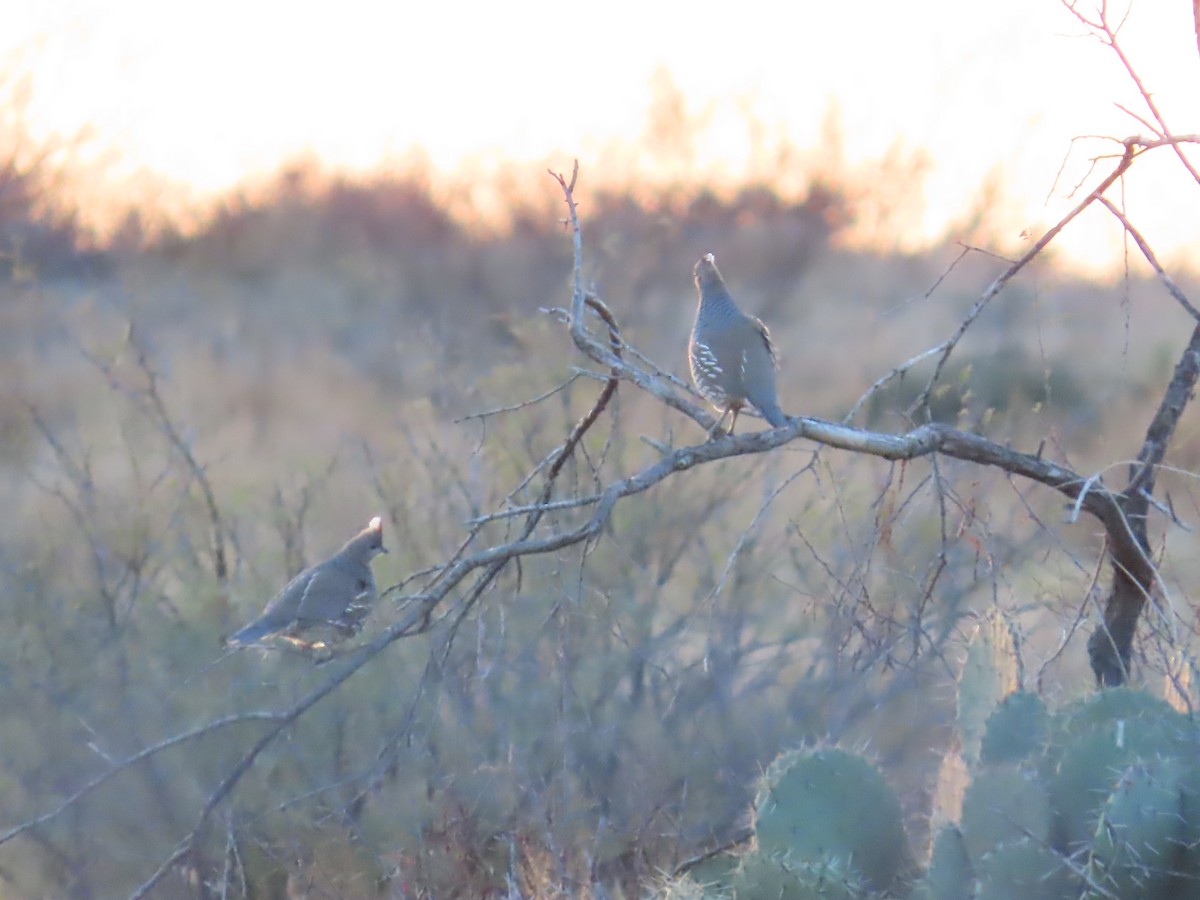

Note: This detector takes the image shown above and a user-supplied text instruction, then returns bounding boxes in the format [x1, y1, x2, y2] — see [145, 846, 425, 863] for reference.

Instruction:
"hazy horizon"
[6, 0, 1200, 276]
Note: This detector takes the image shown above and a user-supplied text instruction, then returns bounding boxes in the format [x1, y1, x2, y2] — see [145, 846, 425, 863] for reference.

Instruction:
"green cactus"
[957, 610, 1021, 763]
[921, 824, 974, 900]
[729, 852, 871, 900]
[979, 690, 1048, 766]
[959, 765, 1051, 863]
[735, 686, 1200, 899]
[1177, 757, 1200, 887]
[1088, 756, 1192, 897]
[652, 874, 729, 900]
[1050, 687, 1187, 745]
[973, 838, 1075, 900]
[941, 680, 1200, 896]
[753, 747, 914, 893]
[684, 852, 741, 893]
[1042, 688, 1195, 851]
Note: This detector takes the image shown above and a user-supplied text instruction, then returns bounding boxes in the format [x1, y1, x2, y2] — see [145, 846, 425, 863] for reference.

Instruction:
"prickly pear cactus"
[1087, 756, 1192, 897]
[979, 690, 1048, 766]
[973, 838, 1074, 900]
[729, 853, 871, 900]
[957, 609, 1021, 763]
[1042, 687, 1193, 850]
[651, 874, 727, 900]
[921, 824, 973, 900]
[1051, 686, 1185, 745]
[959, 765, 1051, 862]
[753, 747, 914, 894]
[683, 852, 740, 893]
[931, 683, 1200, 898]
[732, 682, 1200, 899]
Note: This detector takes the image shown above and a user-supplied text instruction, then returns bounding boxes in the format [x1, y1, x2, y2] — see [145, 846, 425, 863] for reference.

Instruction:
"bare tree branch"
[1062, 0, 1200, 185]
[80, 324, 230, 585]
[0, 712, 284, 848]
[911, 139, 1137, 416]
[1088, 318, 1200, 685]
[1096, 196, 1200, 322]
[1195, 0, 1200, 61]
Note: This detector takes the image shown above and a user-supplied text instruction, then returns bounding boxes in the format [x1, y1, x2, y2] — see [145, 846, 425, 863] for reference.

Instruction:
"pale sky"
[7, 0, 1200, 272]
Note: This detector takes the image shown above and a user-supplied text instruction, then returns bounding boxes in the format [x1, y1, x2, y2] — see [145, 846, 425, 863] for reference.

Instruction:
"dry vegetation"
[3, 7, 1200, 899]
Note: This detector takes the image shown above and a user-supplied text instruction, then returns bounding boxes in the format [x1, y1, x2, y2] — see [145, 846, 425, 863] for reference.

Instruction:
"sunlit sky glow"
[7, 0, 1200, 273]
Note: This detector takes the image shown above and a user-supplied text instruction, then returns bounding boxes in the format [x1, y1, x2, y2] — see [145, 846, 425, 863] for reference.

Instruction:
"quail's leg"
[707, 406, 732, 438]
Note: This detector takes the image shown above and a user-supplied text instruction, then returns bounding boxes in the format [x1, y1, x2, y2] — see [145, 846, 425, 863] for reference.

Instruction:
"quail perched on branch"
[689, 253, 789, 435]
[227, 516, 388, 649]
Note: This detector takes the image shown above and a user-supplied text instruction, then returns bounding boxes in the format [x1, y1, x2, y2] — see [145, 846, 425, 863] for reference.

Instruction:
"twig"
[911, 139, 1138, 417]
[1062, 0, 1200, 186]
[466, 493, 602, 525]
[0, 712, 284, 848]
[671, 826, 753, 877]
[80, 325, 229, 584]
[454, 374, 584, 422]
[1095, 196, 1200, 322]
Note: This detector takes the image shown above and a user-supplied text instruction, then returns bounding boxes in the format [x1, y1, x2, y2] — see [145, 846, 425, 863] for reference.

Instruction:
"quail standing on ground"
[227, 516, 388, 648]
[689, 252, 789, 435]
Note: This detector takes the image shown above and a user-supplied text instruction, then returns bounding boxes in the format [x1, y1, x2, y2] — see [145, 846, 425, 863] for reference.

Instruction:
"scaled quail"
[227, 516, 388, 648]
[689, 253, 789, 434]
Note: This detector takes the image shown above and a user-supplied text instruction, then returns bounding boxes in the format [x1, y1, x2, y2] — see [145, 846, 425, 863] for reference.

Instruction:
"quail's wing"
[750, 317, 778, 369]
[295, 564, 370, 622]
[255, 567, 314, 620]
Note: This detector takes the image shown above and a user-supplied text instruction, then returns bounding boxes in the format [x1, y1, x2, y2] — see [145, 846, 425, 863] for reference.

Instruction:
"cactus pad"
[979, 690, 1048, 766]
[753, 747, 913, 893]
[957, 610, 1021, 763]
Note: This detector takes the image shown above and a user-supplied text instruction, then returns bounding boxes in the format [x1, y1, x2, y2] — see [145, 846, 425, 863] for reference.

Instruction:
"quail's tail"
[226, 619, 277, 647]
[759, 402, 790, 428]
